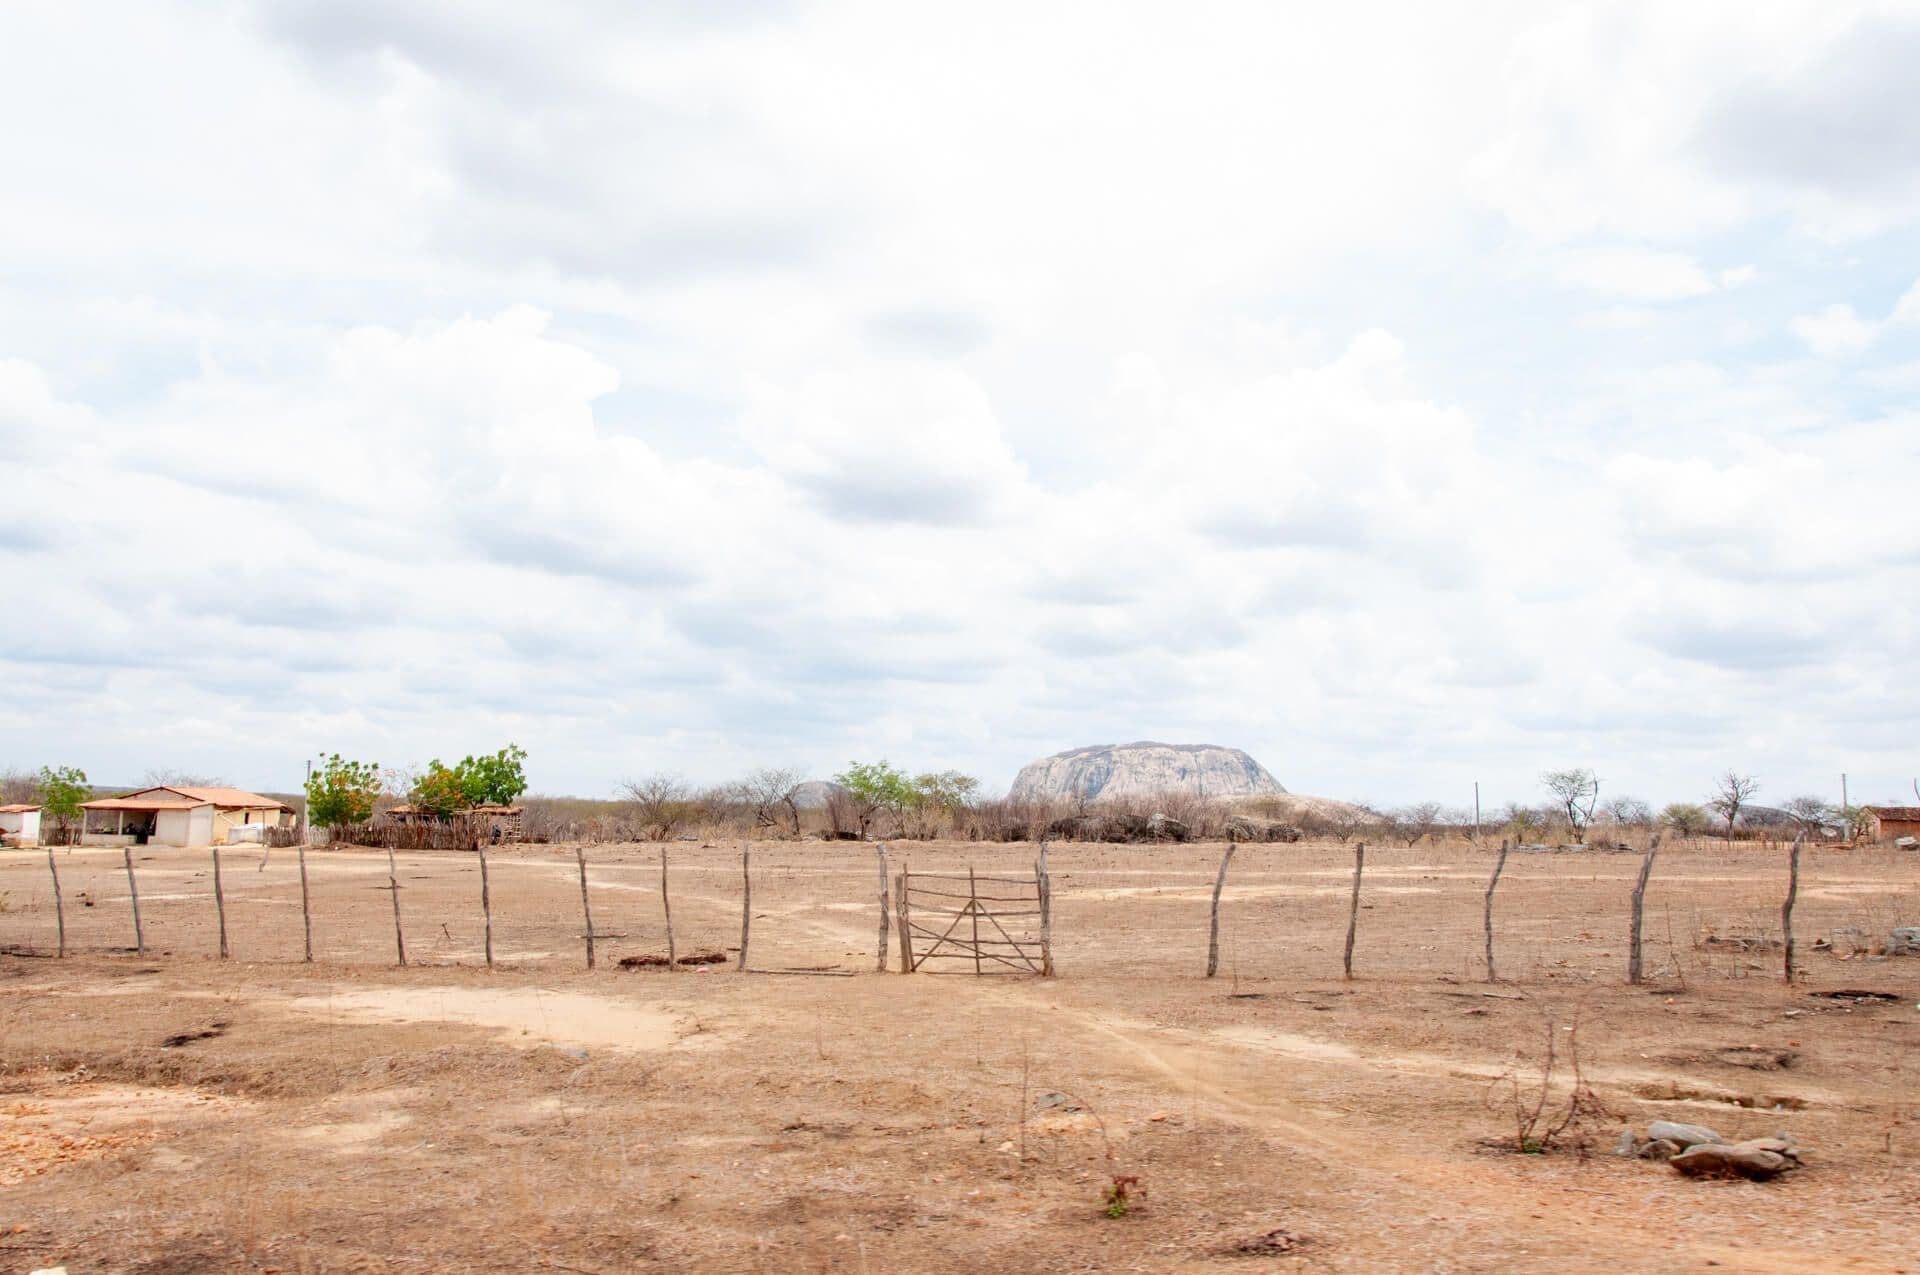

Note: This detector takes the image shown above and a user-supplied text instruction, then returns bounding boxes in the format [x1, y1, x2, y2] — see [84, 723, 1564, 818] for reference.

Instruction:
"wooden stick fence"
[5, 837, 1832, 989]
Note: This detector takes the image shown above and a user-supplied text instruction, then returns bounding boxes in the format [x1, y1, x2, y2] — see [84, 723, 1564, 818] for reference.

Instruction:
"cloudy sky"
[3, 1, 1917, 809]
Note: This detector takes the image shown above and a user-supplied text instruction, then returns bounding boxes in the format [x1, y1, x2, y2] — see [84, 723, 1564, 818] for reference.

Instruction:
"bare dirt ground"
[2, 837, 1917, 1273]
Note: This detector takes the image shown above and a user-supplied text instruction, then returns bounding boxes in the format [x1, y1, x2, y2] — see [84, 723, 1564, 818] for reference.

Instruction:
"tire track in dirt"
[998, 989, 1882, 1274]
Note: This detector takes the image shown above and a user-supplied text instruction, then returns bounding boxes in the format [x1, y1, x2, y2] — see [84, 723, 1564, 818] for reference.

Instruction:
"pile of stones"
[1616, 1119, 1805, 1181]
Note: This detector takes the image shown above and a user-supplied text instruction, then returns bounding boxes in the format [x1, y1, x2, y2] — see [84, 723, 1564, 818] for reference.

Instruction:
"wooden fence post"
[1342, 841, 1366, 980]
[386, 844, 407, 967]
[1782, 830, 1804, 984]
[124, 846, 144, 956]
[968, 865, 983, 977]
[47, 847, 65, 958]
[737, 845, 751, 972]
[297, 838, 314, 962]
[477, 840, 494, 969]
[1036, 838, 1053, 978]
[211, 846, 230, 960]
[660, 848, 676, 969]
[575, 845, 598, 969]
[1627, 833, 1662, 985]
[1483, 838, 1510, 982]
[1206, 833, 1236, 978]
[896, 869, 914, 972]
[875, 843, 891, 973]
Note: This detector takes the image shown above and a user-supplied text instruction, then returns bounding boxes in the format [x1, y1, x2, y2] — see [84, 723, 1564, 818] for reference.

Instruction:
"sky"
[2, 0, 1917, 811]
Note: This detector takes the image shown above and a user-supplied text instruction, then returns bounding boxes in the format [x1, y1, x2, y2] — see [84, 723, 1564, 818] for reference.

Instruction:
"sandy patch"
[285, 986, 685, 1051]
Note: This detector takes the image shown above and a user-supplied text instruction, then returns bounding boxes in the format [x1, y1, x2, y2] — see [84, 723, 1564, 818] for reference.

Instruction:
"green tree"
[456, 744, 529, 807]
[834, 760, 915, 839]
[1660, 801, 1708, 838]
[36, 765, 89, 842]
[305, 754, 382, 829]
[408, 762, 469, 818]
[912, 770, 980, 813]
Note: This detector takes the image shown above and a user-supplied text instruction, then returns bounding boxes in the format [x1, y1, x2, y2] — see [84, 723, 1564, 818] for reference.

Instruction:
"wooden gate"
[895, 865, 1052, 976]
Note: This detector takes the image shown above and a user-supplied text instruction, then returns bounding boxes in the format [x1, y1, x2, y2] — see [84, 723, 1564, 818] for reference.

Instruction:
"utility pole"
[1473, 781, 1481, 841]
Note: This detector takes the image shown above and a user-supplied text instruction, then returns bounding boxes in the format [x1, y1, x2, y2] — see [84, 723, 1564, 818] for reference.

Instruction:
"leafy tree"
[1504, 801, 1541, 845]
[305, 754, 382, 829]
[408, 762, 470, 818]
[1659, 801, 1708, 838]
[456, 744, 529, 807]
[912, 770, 980, 813]
[1707, 771, 1759, 844]
[1541, 768, 1601, 841]
[408, 744, 529, 817]
[834, 760, 916, 838]
[36, 765, 89, 840]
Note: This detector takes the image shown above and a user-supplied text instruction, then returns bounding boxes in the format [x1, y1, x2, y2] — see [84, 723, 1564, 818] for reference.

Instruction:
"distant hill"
[1008, 742, 1286, 804]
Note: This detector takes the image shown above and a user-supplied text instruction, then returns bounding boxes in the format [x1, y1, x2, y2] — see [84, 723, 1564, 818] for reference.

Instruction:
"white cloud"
[1790, 303, 1881, 357]
[2, 1, 1917, 806]
[1554, 247, 1716, 301]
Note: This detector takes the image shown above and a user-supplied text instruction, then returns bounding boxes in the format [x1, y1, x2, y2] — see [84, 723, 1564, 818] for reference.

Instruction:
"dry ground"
[1, 837, 1917, 1273]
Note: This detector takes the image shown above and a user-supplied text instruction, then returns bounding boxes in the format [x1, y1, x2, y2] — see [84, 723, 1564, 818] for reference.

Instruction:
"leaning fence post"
[874, 842, 891, 973]
[737, 844, 751, 972]
[576, 844, 597, 970]
[1206, 832, 1237, 978]
[1342, 841, 1366, 980]
[47, 847, 66, 958]
[659, 847, 676, 969]
[1782, 830, 1805, 984]
[1627, 833, 1662, 984]
[1483, 838, 1510, 982]
[477, 839, 494, 969]
[386, 843, 407, 967]
[124, 846, 145, 956]
[211, 845, 230, 959]
[297, 838, 314, 962]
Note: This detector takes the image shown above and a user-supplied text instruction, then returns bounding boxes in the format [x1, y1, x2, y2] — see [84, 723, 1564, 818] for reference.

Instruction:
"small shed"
[79, 786, 292, 849]
[1864, 807, 1920, 844]
[0, 804, 42, 845]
